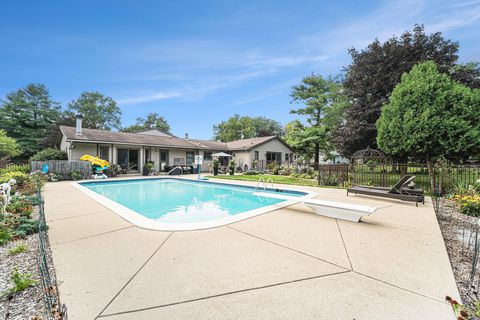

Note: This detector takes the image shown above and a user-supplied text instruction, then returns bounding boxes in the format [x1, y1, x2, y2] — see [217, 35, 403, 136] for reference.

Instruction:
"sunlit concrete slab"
[338, 219, 458, 301]
[230, 207, 351, 268]
[52, 227, 171, 319]
[42, 178, 459, 320]
[102, 226, 347, 315]
[100, 272, 453, 320]
[47, 210, 132, 245]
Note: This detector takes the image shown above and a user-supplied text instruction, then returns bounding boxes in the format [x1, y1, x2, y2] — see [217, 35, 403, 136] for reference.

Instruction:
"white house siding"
[168, 149, 186, 166]
[232, 151, 251, 170]
[201, 150, 213, 172]
[62, 137, 294, 174]
[71, 143, 97, 160]
[251, 139, 293, 164]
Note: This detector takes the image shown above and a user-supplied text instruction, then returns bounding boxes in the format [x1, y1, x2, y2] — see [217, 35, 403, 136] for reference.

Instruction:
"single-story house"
[58, 115, 295, 173]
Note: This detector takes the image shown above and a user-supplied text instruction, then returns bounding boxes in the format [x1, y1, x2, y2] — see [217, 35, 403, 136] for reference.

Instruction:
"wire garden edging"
[36, 187, 68, 319]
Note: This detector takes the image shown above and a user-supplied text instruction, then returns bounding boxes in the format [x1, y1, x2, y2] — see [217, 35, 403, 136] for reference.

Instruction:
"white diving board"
[253, 192, 377, 222]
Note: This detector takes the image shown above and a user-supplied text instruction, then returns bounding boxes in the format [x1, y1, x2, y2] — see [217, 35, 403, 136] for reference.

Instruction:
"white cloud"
[117, 91, 183, 105]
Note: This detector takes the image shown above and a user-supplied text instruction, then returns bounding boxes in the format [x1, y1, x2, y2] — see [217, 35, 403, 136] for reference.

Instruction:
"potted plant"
[212, 158, 220, 176]
[107, 164, 121, 177]
[228, 160, 236, 176]
[143, 161, 154, 176]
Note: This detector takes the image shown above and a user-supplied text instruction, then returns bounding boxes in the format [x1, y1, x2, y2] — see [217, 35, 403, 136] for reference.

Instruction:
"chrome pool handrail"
[168, 166, 184, 178]
[255, 176, 265, 192]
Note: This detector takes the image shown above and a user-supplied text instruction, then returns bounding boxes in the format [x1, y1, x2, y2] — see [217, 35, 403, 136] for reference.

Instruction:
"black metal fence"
[36, 187, 68, 319]
[250, 161, 480, 193]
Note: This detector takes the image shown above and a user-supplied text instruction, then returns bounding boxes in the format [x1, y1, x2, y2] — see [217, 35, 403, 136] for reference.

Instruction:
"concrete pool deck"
[43, 176, 459, 319]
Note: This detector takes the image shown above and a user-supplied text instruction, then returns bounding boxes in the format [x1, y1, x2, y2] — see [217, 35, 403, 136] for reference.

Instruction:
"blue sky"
[1, 1, 479, 139]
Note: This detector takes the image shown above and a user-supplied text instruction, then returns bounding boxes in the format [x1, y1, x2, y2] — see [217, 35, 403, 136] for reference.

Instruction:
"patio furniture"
[347, 175, 425, 206]
[253, 192, 377, 222]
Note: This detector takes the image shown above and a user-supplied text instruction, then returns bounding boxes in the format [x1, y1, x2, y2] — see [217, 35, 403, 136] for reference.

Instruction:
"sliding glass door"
[117, 148, 139, 171]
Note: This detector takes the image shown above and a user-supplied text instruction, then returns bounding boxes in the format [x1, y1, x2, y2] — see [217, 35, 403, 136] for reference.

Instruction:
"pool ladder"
[168, 166, 184, 178]
[255, 176, 274, 192]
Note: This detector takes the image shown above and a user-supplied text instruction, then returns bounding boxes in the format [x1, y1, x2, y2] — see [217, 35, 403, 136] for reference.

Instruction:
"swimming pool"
[75, 178, 314, 230]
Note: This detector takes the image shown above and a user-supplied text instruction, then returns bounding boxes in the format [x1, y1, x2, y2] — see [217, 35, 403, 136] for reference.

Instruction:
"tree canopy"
[122, 112, 170, 133]
[66, 92, 121, 130]
[289, 74, 346, 163]
[377, 61, 480, 187]
[213, 115, 282, 142]
[333, 24, 479, 157]
[0, 83, 61, 157]
[0, 130, 21, 160]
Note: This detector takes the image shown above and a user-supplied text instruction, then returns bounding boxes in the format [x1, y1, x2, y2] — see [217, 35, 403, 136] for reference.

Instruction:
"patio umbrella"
[211, 152, 233, 157]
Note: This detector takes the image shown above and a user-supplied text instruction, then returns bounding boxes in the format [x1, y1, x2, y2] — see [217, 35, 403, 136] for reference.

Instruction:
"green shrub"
[244, 171, 259, 175]
[452, 195, 480, 217]
[30, 148, 67, 161]
[0, 227, 13, 246]
[228, 160, 236, 176]
[14, 217, 40, 237]
[7, 267, 38, 294]
[0, 171, 30, 185]
[0, 164, 30, 175]
[8, 242, 28, 255]
[6, 198, 33, 217]
[70, 170, 83, 181]
[30, 171, 48, 190]
[319, 175, 339, 186]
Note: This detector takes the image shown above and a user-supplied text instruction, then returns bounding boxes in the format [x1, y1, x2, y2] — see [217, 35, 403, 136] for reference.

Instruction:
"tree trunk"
[426, 157, 435, 193]
[314, 143, 320, 170]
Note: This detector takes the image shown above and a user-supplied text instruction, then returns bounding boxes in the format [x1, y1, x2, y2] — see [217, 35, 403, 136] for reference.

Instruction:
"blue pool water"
[80, 178, 306, 224]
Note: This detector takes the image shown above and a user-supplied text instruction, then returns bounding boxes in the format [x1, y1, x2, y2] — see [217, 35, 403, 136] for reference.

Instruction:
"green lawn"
[206, 174, 320, 187]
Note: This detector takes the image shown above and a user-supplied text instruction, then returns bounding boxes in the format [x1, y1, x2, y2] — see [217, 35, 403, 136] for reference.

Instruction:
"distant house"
[318, 151, 349, 164]
[58, 115, 294, 173]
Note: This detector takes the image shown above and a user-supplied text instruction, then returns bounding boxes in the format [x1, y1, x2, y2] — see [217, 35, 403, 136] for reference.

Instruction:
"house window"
[285, 153, 289, 162]
[266, 152, 282, 164]
[254, 151, 259, 160]
[204, 152, 213, 161]
[186, 151, 195, 165]
[99, 147, 109, 161]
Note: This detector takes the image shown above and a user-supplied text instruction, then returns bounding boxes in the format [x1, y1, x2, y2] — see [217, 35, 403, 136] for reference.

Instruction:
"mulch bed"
[0, 234, 45, 320]
[435, 198, 480, 303]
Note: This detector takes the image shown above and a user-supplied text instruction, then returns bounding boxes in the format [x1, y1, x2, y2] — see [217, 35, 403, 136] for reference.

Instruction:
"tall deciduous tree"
[284, 120, 315, 161]
[251, 117, 284, 137]
[0, 83, 61, 157]
[377, 61, 480, 189]
[0, 130, 21, 160]
[290, 74, 344, 164]
[67, 92, 121, 130]
[333, 24, 479, 157]
[213, 115, 255, 142]
[41, 113, 76, 148]
[213, 115, 282, 142]
[122, 112, 170, 133]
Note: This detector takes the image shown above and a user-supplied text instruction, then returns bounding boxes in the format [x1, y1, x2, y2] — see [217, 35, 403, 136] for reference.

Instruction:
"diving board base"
[253, 192, 377, 223]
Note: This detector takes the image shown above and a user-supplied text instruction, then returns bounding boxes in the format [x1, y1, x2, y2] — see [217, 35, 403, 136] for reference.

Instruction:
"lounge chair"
[347, 175, 424, 206]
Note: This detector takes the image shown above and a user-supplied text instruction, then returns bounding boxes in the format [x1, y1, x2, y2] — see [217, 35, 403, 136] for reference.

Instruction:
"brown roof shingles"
[60, 126, 292, 151]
